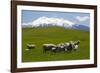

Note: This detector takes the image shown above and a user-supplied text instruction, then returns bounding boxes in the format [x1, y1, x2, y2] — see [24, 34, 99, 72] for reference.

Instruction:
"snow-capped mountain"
[22, 16, 89, 31]
[22, 16, 74, 28]
[31, 16, 75, 28]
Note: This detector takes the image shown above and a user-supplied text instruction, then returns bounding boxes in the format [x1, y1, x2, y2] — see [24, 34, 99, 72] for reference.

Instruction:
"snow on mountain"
[31, 16, 75, 28]
[22, 16, 75, 28]
[22, 16, 89, 31]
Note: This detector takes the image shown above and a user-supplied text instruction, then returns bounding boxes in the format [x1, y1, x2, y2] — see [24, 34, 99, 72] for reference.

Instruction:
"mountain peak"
[32, 16, 75, 27]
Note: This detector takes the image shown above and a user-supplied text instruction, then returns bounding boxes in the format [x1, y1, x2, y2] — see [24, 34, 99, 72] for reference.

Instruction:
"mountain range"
[22, 16, 89, 31]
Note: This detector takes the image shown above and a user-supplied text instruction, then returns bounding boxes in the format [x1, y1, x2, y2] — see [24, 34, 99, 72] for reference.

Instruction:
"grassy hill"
[22, 26, 90, 62]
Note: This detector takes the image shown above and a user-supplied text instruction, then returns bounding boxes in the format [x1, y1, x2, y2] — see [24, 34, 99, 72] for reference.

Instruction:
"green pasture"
[22, 26, 90, 62]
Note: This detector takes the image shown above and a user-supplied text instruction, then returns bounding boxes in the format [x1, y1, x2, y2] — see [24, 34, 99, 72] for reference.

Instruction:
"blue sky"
[22, 10, 90, 26]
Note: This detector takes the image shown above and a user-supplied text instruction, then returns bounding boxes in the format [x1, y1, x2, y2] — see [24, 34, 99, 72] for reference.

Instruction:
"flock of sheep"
[26, 40, 80, 54]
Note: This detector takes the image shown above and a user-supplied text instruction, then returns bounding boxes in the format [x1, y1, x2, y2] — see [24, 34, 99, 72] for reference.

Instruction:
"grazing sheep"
[73, 45, 79, 51]
[66, 43, 73, 52]
[26, 44, 36, 51]
[43, 44, 56, 53]
[65, 43, 70, 46]
[64, 42, 70, 52]
[64, 41, 76, 52]
[56, 42, 74, 53]
[42, 40, 80, 53]
[73, 40, 80, 51]
[74, 40, 80, 45]
[56, 43, 66, 53]
[65, 40, 80, 52]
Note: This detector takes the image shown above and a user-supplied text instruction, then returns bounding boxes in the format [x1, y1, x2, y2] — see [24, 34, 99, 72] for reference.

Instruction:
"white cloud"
[76, 16, 89, 22]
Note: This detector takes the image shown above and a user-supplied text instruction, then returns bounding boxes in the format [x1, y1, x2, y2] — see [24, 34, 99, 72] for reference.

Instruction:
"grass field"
[22, 26, 90, 62]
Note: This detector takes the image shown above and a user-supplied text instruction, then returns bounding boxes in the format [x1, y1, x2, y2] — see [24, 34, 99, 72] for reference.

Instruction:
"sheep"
[56, 42, 73, 53]
[73, 40, 80, 51]
[26, 44, 36, 51]
[66, 43, 73, 52]
[74, 40, 80, 45]
[63, 42, 69, 52]
[43, 44, 57, 53]
[56, 43, 66, 53]
[64, 41, 77, 52]
[73, 45, 79, 51]
[65, 40, 80, 52]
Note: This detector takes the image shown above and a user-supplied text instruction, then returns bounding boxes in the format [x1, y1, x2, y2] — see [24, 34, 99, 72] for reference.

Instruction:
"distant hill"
[72, 25, 89, 31]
